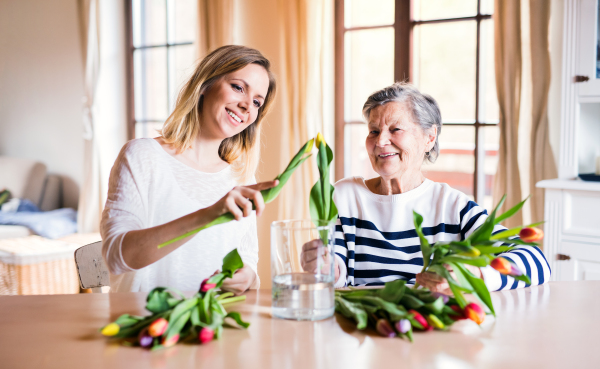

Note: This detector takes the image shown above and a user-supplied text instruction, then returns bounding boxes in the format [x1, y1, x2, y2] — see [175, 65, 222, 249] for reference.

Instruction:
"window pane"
[423, 125, 475, 198]
[480, 0, 494, 15]
[413, 0, 477, 21]
[344, 27, 394, 122]
[134, 48, 168, 121]
[479, 20, 499, 123]
[135, 122, 164, 139]
[133, 0, 167, 47]
[167, 0, 196, 44]
[168, 45, 196, 111]
[481, 125, 499, 211]
[344, 0, 394, 28]
[344, 123, 378, 179]
[413, 21, 476, 123]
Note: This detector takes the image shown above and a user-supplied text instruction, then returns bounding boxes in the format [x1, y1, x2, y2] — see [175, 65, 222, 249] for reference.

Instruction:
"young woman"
[101, 45, 277, 294]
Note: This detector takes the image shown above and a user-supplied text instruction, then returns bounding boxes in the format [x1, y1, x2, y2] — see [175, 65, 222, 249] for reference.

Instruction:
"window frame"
[334, 0, 494, 204]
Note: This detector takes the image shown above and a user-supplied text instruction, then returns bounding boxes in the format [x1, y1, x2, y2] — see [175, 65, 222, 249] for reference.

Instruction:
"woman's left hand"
[415, 264, 483, 295]
[220, 265, 256, 295]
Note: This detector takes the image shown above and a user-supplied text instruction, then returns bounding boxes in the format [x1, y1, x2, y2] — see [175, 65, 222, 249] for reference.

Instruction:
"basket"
[0, 236, 81, 295]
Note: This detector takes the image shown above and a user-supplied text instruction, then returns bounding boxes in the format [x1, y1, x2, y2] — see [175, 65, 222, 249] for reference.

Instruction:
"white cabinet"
[577, 0, 600, 97]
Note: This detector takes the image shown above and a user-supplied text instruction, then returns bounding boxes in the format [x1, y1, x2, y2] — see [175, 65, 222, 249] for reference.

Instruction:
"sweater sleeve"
[100, 142, 147, 275]
[459, 201, 552, 291]
[333, 217, 349, 288]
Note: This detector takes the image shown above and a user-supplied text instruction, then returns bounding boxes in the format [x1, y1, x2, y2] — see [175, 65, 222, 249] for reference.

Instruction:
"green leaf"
[512, 273, 532, 285]
[376, 279, 406, 304]
[114, 314, 144, 328]
[222, 248, 244, 278]
[495, 195, 529, 225]
[344, 295, 407, 320]
[423, 297, 445, 315]
[225, 312, 250, 329]
[428, 264, 468, 308]
[452, 263, 495, 316]
[165, 310, 192, 341]
[400, 294, 425, 310]
[190, 306, 204, 327]
[439, 255, 489, 267]
[472, 245, 515, 254]
[488, 238, 539, 246]
[467, 195, 505, 244]
[146, 288, 179, 314]
[168, 297, 198, 329]
[334, 296, 368, 329]
[207, 273, 226, 286]
[413, 211, 431, 269]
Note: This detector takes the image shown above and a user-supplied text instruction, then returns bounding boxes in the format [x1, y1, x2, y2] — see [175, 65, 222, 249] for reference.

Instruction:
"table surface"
[1, 281, 599, 369]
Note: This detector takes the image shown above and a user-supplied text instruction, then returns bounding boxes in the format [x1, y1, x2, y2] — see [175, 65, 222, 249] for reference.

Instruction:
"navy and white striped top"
[332, 177, 551, 291]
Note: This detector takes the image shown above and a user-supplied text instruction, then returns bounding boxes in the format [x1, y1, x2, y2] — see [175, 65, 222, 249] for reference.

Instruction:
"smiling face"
[200, 63, 270, 140]
[365, 101, 437, 179]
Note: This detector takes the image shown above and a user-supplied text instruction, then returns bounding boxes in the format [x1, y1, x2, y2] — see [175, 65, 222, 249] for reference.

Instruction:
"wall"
[548, 0, 564, 161]
[0, 0, 84, 208]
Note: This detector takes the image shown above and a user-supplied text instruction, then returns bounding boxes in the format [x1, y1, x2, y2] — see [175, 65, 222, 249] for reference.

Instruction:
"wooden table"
[0, 281, 598, 369]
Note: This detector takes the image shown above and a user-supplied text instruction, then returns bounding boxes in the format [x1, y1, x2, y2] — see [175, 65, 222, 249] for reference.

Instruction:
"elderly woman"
[302, 82, 550, 293]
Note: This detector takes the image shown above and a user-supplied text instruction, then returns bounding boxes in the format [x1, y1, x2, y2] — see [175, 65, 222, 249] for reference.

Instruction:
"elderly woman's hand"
[415, 264, 483, 295]
[301, 239, 340, 280]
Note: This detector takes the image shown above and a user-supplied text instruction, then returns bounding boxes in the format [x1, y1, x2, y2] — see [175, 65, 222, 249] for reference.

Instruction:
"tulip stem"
[220, 295, 247, 305]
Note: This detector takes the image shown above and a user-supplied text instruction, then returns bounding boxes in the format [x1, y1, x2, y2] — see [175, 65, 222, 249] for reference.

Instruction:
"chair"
[74, 241, 110, 293]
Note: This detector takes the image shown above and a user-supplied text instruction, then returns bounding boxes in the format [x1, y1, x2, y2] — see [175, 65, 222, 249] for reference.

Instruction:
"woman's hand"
[220, 265, 257, 295]
[210, 180, 279, 220]
[415, 264, 483, 295]
[300, 239, 340, 280]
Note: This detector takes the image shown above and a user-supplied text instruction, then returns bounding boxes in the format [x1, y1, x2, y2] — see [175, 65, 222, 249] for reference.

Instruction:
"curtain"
[528, 0, 557, 225]
[197, 0, 234, 58]
[493, 0, 524, 228]
[276, 0, 333, 220]
[77, 0, 128, 233]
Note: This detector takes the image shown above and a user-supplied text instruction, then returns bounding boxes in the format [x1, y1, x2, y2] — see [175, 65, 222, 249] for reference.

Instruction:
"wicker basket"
[0, 236, 80, 295]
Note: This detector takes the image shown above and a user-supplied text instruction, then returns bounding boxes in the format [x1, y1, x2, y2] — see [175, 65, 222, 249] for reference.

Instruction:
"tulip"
[408, 310, 431, 331]
[162, 334, 179, 348]
[491, 257, 523, 277]
[315, 132, 325, 149]
[431, 292, 450, 304]
[200, 278, 217, 293]
[459, 247, 481, 257]
[148, 317, 168, 337]
[519, 227, 544, 243]
[395, 319, 411, 334]
[199, 327, 215, 344]
[100, 322, 120, 336]
[449, 305, 467, 320]
[464, 303, 485, 325]
[376, 319, 396, 338]
[138, 328, 153, 348]
[426, 314, 445, 330]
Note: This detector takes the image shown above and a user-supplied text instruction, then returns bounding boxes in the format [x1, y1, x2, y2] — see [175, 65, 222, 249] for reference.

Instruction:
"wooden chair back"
[74, 241, 109, 293]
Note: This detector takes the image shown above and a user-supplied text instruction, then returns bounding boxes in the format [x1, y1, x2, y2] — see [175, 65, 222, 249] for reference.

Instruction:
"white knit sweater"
[100, 138, 259, 293]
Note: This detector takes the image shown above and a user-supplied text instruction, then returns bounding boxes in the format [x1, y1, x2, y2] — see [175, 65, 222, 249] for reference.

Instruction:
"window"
[127, 0, 197, 139]
[335, 0, 498, 209]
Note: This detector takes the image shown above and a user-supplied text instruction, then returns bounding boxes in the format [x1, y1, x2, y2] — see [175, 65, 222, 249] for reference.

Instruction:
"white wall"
[548, 0, 564, 161]
[0, 0, 84, 208]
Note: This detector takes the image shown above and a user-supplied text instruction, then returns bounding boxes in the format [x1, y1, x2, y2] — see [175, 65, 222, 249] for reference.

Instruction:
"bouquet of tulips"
[100, 249, 250, 349]
[335, 196, 544, 340]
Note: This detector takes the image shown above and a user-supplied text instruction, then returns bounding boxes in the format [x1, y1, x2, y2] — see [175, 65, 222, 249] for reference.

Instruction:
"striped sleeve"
[459, 204, 552, 291]
[333, 217, 349, 288]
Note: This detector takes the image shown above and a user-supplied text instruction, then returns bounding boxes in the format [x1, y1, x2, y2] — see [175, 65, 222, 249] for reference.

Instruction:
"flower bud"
[449, 305, 467, 320]
[305, 138, 315, 153]
[395, 319, 411, 334]
[315, 132, 325, 149]
[431, 292, 449, 304]
[148, 318, 168, 337]
[199, 328, 215, 344]
[408, 309, 431, 331]
[200, 278, 217, 293]
[464, 303, 485, 325]
[162, 334, 179, 348]
[519, 227, 544, 242]
[426, 314, 445, 330]
[138, 328, 153, 348]
[100, 322, 120, 336]
[459, 246, 481, 257]
[376, 319, 396, 338]
[491, 257, 524, 277]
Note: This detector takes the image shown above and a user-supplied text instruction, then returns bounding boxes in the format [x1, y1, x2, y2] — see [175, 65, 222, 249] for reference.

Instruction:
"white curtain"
[197, 0, 235, 58]
[77, 0, 128, 233]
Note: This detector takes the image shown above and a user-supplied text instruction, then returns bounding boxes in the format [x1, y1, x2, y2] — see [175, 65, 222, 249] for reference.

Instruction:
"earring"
[425, 151, 430, 157]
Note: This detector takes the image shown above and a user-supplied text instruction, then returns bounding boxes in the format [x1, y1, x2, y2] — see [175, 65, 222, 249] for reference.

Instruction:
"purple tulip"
[138, 328, 153, 348]
[395, 319, 411, 334]
[431, 292, 450, 304]
[376, 319, 396, 338]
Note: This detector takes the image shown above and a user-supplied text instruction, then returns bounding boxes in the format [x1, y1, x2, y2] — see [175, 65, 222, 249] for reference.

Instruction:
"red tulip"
[449, 305, 467, 320]
[138, 328, 153, 348]
[162, 334, 179, 347]
[464, 303, 485, 325]
[376, 319, 396, 337]
[409, 310, 431, 331]
[200, 278, 217, 292]
[199, 328, 215, 344]
[519, 227, 544, 242]
[148, 317, 168, 337]
[491, 257, 523, 277]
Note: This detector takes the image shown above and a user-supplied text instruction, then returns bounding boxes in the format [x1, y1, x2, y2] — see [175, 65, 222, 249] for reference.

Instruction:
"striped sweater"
[332, 177, 551, 291]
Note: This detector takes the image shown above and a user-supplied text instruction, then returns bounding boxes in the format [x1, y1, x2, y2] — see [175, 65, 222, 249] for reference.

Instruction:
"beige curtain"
[197, 0, 234, 58]
[493, 0, 523, 228]
[529, 0, 557, 225]
[276, 0, 333, 220]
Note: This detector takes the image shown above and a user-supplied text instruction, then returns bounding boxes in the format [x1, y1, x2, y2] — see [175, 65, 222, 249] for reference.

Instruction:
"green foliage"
[309, 134, 338, 226]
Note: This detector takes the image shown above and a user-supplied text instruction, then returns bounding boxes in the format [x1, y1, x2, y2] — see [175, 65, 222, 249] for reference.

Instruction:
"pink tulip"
[199, 328, 215, 344]
[519, 227, 544, 242]
[200, 278, 217, 292]
[491, 257, 523, 277]
[148, 317, 168, 337]
[395, 319, 411, 334]
[162, 334, 179, 347]
[449, 305, 467, 321]
[464, 303, 485, 325]
[408, 310, 431, 331]
[376, 319, 396, 338]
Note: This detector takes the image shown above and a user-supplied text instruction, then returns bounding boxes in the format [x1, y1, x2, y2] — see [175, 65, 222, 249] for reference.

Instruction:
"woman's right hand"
[210, 180, 279, 220]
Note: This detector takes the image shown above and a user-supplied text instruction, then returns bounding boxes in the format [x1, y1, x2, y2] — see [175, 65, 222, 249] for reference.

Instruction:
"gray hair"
[362, 82, 442, 163]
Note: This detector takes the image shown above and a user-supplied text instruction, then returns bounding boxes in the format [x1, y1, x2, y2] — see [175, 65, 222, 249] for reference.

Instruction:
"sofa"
[0, 157, 62, 239]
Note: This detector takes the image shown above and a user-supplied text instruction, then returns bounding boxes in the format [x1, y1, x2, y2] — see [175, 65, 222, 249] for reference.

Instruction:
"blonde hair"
[160, 45, 277, 183]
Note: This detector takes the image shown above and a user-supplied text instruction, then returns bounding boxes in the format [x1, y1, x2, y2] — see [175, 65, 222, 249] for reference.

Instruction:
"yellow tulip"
[101, 322, 120, 336]
[315, 132, 325, 149]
